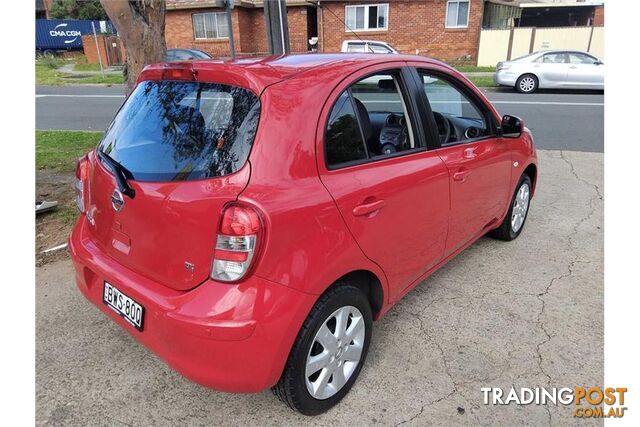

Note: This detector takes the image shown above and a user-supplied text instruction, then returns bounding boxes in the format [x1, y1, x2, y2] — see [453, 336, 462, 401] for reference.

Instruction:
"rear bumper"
[69, 217, 317, 392]
[494, 70, 518, 87]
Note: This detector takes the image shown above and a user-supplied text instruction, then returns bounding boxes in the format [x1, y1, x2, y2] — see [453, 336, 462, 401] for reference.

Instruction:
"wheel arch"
[523, 163, 537, 196]
[323, 270, 385, 320]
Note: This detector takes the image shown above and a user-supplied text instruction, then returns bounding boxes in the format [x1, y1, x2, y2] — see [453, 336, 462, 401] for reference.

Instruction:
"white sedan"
[495, 50, 604, 93]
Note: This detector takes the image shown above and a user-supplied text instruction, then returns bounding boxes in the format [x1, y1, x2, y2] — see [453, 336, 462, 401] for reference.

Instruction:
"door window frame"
[408, 67, 500, 150]
[322, 67, 430, 170]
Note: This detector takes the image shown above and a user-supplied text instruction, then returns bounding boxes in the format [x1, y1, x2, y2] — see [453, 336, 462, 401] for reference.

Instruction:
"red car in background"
[69, 54, 537, 415]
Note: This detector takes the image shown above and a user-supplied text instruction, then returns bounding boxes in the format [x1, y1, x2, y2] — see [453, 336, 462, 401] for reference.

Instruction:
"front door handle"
[463, 147, 477, 159]
[353, 199, 385, 217]
[452, 169, 472, 182]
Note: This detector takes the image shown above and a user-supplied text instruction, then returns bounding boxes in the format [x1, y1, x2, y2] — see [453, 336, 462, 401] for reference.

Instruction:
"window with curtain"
[192, 12, 229, 39]
[345, 4, 389, 31]
[446, 1, 470, 28]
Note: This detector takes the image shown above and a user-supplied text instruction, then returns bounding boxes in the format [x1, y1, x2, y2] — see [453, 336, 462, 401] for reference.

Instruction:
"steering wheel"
[433, 112, 451, 144]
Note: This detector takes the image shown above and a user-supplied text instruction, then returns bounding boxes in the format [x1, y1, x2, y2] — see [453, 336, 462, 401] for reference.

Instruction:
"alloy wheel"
[305, 305, 366, 400]
[519, 77, 536, 93]
[511, 182, 530, 233]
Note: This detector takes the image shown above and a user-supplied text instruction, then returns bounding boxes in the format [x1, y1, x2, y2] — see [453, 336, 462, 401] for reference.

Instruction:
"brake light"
[212, 203, 263, 282]
[75, 154, 89, 213]
[137, 64, 197, 84]
[162, 67, 197, 81]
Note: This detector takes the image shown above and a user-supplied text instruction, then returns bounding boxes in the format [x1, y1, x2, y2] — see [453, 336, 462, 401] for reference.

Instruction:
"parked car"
[341, 40, 398, 54]
[495, 50, 604, 93]
[70, 54, 537, 415]
[165, 48, 212, 61]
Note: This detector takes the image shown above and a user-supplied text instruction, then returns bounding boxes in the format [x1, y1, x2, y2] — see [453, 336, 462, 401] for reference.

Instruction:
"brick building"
[164, 0, 603, 63]
[166, 0, 487, 63]
[166, 0, 312, 57]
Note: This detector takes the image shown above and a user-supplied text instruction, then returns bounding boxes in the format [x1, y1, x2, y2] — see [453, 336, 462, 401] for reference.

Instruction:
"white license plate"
[103, 282, 144, 331]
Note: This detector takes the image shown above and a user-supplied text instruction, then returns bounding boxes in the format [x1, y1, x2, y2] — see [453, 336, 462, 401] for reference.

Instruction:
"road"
[36, 149, 603, 425]
[36, 85, 604, 152]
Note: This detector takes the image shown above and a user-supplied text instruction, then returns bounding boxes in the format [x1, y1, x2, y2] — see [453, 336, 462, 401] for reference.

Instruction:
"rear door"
[536, 52, 570, 87]
[413, 67, 512, 254]
[85, 79, 261, 291]
[318, 65, 449, 299]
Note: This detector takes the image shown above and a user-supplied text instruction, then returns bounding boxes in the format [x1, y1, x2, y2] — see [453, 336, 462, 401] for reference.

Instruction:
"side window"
[568, 53, 597, 64]
[326, 92, 367, 166]
[369, 44, 393, 54]
[325, 71, 419, 168]
[540, 53, 568, 64]
[346, 43, 366, 53]
[350, 72, 417, 156]
[418, 72, 489, 145]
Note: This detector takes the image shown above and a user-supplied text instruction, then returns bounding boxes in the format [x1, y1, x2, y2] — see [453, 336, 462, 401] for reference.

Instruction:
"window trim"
[192, 12, 229, 40]
[445, 0, 470, 29]
[324, 68, 427, 171]
[344, 3, 389, 32]
[412, 68, 500, 150]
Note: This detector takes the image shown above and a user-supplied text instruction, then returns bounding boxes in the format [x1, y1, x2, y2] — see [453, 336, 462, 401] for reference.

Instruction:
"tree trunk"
[100, 0, 166, 94]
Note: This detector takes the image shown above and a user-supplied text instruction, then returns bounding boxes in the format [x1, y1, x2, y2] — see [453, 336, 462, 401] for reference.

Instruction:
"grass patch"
[36, 63, 124, 85]
[454, 65, 495, 73]
[73, 62, 103, 72]
[467, 76, 497, 88]
[54, 204, 79, 226]
[36, 130, 103, 172]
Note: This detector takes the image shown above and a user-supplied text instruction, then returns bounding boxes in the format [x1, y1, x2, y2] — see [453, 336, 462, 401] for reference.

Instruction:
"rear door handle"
[353, 199, 385, 217]
[452, 169, 472, 182]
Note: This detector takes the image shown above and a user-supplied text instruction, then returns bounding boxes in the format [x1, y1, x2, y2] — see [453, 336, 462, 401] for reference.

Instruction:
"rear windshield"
[98, 80, 260, 181]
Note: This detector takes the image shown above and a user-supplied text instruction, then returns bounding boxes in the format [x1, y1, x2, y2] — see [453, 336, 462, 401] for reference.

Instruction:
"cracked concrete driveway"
[36, 149, 603, 426]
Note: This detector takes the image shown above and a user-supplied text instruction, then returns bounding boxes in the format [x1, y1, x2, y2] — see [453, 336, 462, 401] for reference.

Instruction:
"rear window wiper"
[97, 150, 136, 199]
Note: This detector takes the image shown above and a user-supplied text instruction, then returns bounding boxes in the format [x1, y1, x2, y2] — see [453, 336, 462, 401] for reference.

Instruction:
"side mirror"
[594, 60, 603, 65]
[500, 114, 523, 138]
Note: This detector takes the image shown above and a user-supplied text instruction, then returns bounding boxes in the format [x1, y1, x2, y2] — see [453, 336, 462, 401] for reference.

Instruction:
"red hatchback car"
[69, 54, 537, 415]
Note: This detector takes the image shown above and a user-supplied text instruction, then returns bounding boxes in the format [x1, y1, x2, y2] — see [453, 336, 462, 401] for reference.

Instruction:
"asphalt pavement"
[36, 149, 603, 426]
[35, 85, 604, 152]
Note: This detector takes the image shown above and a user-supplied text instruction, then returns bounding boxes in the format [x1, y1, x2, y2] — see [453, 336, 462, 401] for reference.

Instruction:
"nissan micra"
[70, 54, 537, 415]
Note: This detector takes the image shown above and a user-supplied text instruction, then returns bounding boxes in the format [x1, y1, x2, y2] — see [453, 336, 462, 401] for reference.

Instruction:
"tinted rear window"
[99, 80, 260, 181]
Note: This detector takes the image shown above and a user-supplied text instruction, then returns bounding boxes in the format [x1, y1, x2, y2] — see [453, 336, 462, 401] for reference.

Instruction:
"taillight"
[75, 154, 89, 213]
[211, 203, 263, 282]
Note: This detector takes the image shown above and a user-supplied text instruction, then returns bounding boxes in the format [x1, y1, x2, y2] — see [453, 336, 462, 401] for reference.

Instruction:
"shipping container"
[36, 19, 116, 53]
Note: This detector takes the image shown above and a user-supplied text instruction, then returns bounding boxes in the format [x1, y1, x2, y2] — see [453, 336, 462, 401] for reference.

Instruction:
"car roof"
[142, 53, 450, 94]
[343, 40, 392, 45]
[534, 49, 595, 55]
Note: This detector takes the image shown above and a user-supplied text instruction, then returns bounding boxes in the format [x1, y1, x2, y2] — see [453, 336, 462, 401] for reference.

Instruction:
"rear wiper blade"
[98, 150, 136, 199]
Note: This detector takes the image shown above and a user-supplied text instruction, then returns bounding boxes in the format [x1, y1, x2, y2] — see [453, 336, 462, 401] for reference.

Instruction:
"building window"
[192, 12, 229, 39]
[445, 0, 470, 28]
[345, 4, 388, 32]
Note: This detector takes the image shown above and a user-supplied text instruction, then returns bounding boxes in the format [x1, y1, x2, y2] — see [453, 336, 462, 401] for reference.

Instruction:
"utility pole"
[225, 0, 236, 60]
[264, 0, 290, 55]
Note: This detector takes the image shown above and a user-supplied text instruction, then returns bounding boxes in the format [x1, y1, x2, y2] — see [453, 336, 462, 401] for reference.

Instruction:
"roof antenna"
[306, 1, 375, 53]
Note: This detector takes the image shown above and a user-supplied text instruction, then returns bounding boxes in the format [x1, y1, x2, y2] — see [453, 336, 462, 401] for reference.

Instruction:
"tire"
[516, 74, 538, 94]
[272, 283, 373, 415]
[490, 174, 532, 241]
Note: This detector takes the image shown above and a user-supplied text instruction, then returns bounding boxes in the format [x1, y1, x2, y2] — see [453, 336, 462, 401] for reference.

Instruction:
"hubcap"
[305, 306, 365, 400]
[519, 77, 535, 92]
[511, 182, 530, 233]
